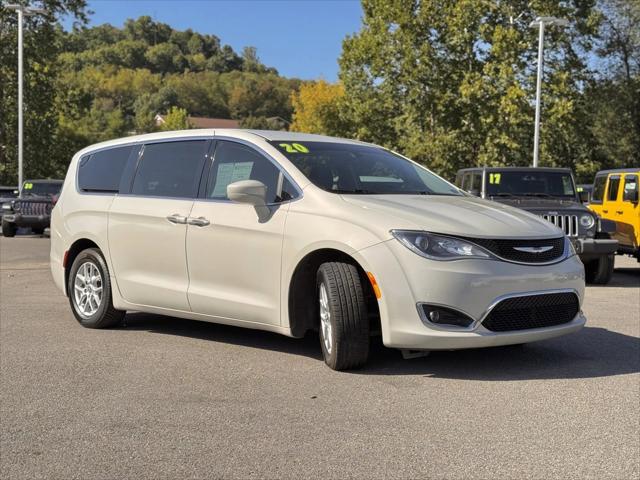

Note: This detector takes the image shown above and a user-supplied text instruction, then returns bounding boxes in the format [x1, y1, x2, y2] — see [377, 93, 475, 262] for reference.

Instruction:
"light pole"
[5, 3, 46, 193]
[529, 16, 569, 168]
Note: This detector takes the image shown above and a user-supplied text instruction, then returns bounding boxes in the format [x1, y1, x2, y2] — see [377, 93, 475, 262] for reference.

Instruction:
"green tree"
[159, 106, 191, 131]
[0, 0, 89, 184]
[339, 0, 601, 179]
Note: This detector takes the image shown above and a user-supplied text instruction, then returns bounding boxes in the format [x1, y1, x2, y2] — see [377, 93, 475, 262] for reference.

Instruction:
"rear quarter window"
[78, 146, 133, 193]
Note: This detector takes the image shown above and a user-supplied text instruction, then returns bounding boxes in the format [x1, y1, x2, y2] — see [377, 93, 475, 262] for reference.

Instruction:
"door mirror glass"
[227, 180, 267, 207]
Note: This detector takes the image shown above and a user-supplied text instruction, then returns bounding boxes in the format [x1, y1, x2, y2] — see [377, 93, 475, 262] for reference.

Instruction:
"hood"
[340, 194, 563, 239]
[490, 197, 587, 213]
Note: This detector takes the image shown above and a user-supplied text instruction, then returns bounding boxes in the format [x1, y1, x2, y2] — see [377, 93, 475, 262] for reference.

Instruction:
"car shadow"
[122, 313, 639, 381]
[603, 266, 640, 288]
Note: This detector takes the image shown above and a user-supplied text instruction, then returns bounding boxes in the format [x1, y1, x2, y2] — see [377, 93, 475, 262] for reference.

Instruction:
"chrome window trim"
[75, 136, 213, 197]
[416, 288, 581, 333]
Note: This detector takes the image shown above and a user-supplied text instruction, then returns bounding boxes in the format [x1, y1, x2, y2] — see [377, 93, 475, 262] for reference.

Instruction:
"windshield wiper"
[520, 193, 552, 197]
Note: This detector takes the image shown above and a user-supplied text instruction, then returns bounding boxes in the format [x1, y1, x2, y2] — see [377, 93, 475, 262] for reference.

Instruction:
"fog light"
[419, 304, 474, 328]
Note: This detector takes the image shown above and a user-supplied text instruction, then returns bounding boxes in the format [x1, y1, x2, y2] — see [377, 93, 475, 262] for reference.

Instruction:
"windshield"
[22, 181, 62, 197]
[485, 171, 576, 199]
[269, 141, 461, 196]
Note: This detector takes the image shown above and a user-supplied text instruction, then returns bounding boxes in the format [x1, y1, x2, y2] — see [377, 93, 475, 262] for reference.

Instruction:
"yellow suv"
[589, 168, 640, 261]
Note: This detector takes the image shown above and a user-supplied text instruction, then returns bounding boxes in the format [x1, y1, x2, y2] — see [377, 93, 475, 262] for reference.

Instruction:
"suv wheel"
[68, 248, 125, 328]
[585, 254, 615, 285]
[2, 220, 16, 237]
[317, 262, 369, 370]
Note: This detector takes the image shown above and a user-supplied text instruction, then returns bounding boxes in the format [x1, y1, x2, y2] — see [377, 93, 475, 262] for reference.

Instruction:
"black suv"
[455, 167, 618, 284]
[1, 179, 63, 237]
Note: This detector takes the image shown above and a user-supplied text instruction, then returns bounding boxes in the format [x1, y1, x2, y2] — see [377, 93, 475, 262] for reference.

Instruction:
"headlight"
[565, 236, 577, 257]
[391, 230, 492, 260]
[579, 214, 595, 229]
[2, 203, 12, 211]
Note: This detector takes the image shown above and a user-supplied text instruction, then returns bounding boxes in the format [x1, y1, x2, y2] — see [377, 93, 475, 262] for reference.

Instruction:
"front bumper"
[357, 239, 586, 350]
[575, 238, 618, 259]
[2, 213, 50, 228]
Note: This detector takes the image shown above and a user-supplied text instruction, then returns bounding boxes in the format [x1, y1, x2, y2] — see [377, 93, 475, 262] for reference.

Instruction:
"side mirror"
[578, 190, 590, 203]
[227, 180, 267, 207]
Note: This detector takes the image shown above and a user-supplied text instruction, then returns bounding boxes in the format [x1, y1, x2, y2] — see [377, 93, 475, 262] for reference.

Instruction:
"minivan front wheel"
[68, 248, 124, 328]
[317, 262, 369, 370]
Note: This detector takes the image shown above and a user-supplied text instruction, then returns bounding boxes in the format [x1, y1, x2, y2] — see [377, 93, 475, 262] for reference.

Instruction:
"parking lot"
[1, 235, 638, 479]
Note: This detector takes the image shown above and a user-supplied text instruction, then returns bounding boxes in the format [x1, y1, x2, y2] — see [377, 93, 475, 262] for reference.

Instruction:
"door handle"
[603, 209, 608, 214]
[166, 214, 187, 224]
[616, 210, 624, 214]
[187, 216, 210, 227]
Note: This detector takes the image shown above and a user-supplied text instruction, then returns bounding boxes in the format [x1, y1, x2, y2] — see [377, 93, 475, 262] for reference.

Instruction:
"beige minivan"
[51, 130, 586, 370]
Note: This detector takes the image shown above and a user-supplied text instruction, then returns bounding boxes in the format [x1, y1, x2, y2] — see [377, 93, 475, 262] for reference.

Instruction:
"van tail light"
[63, 250, 69, 268]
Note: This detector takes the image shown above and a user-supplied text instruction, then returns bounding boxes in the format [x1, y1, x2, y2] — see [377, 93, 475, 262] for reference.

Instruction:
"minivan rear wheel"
[68, 248, 125, 328]
[317, 262, 369, 370]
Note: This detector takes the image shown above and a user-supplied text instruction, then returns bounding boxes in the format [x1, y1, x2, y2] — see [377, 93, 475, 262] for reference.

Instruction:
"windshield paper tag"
[24, 182, 33, 190]
[489, 173, 501, 184]
[279, 143, 309, 154]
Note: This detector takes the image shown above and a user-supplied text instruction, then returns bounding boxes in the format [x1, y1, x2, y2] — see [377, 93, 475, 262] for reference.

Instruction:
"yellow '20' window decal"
[279, 143, 309, 154]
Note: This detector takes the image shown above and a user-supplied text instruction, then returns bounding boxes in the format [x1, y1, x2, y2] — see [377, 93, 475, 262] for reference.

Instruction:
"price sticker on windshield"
[489, 173, 501, 184]
[24, 182, 33, 190]
[279, 143, 309, 154]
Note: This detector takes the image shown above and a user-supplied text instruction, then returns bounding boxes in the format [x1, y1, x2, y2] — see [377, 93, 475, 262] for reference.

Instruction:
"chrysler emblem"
[513, 246, 554, 253]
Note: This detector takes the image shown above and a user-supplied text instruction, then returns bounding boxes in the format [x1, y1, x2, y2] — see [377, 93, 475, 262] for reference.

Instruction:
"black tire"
[2, 220, 16, 237]
[317, 262, 369, 370]
[67, 248, 125, 328]
[32, 227, 45, 235]
[585, 254, 615, 285]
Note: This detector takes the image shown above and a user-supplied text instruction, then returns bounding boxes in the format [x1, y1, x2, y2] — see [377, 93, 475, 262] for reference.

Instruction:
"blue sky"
[67, 0, 364, 80]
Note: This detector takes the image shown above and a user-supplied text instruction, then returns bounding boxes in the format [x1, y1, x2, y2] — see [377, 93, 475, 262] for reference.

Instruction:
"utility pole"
[5, 3, 46, 193]
[529, 16, 569, 168]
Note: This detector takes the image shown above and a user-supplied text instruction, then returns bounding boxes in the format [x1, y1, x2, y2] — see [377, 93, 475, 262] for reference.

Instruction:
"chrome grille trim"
[541, 214, 578, 237]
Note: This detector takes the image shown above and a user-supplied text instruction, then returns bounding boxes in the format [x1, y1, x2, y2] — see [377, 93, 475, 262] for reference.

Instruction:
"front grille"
[482, 292, 580, 332]
[460, 236, 565, 263]
[13, 200, 52, 216]
[540, 214, 579, 237]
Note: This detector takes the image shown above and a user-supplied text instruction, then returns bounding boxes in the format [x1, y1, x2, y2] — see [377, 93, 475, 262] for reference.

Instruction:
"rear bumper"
[2, 213, 50, 227]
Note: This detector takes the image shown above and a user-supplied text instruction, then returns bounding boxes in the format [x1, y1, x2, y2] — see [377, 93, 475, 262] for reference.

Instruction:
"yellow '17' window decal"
[24, 182, 33, 190]
[279, 143, 309, 153]
[489, 173, 501, 184]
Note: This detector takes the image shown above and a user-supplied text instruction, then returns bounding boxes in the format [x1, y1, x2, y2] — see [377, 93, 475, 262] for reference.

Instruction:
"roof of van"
[75, 129, 372, 157]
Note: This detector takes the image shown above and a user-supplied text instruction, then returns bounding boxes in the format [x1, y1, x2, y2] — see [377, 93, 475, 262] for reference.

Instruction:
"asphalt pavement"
[1, 235, 638, 479]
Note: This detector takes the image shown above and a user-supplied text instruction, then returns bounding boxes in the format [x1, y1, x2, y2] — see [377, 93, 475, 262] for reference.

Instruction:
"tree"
[159, 106, 191, 131]
[290, 80, 346, 135]
[339, 0, 600, 179]
[0, 0, 89, 184]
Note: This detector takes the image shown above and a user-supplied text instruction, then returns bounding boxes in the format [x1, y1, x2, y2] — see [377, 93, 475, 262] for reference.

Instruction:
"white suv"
[51, 130, 586, 370]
